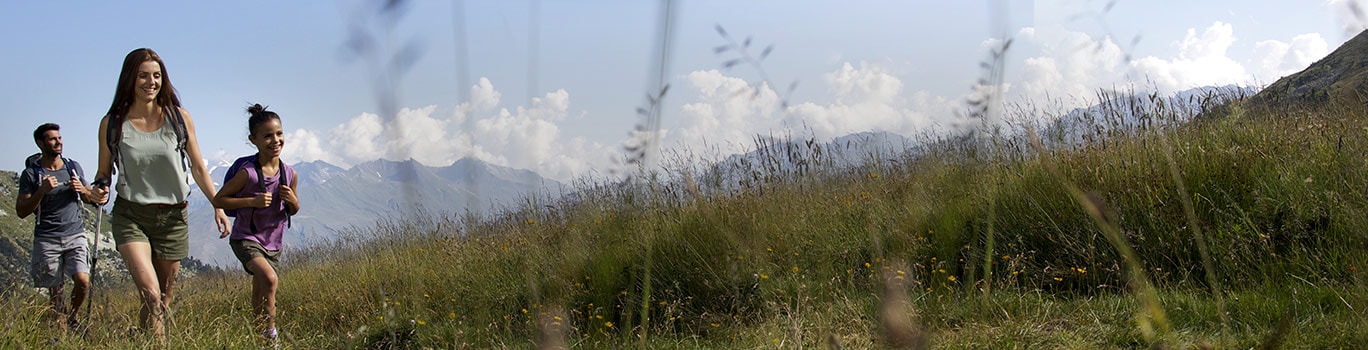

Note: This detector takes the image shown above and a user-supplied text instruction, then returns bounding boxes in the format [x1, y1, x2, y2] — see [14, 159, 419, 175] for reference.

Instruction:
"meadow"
[0, 85, 1363, 349]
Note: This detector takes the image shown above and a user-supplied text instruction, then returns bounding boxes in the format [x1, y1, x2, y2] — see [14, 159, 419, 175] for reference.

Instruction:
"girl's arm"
[211, 169, 258, 210]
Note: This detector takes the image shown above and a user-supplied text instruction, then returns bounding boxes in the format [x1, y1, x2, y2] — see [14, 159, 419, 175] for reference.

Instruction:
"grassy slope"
[1, 96, 1366, 348]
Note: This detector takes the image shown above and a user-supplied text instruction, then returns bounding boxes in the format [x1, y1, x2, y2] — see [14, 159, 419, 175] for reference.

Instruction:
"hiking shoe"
[67, 318, 87, 336]
[262, 328, 281, 350]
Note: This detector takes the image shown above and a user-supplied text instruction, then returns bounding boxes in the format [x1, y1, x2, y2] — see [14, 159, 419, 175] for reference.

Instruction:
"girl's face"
[133, 60, 162, 104]
[249, 118, 285, 158]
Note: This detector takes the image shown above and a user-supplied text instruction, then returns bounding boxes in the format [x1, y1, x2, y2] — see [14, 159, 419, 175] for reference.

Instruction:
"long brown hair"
[105, 48, 181, 117]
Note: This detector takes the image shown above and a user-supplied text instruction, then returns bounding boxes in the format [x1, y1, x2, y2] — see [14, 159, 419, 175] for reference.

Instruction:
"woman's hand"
[89, 183, 110, 205]
[215, 208, 231, 238]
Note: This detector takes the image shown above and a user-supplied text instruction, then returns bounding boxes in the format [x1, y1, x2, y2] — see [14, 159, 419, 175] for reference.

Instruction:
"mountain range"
[185, 157, 566, 266]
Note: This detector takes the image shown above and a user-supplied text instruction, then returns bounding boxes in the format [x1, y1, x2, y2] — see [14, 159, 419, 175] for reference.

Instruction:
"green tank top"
[116, 115, 190, 205]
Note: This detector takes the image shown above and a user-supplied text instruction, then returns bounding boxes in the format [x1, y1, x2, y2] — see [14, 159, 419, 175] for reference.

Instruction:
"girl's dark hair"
[247, 103, 281, 136]
[106, 48, 181, 117]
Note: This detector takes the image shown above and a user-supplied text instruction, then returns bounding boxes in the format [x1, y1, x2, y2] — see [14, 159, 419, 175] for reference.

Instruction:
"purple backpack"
[223, 155, 295, 227]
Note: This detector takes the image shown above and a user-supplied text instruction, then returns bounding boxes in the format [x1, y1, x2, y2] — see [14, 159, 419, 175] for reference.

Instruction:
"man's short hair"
[33, 123, 60, 142]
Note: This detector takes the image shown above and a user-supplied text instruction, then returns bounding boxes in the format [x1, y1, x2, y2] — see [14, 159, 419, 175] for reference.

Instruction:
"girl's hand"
[280, 184, 298, 208]
[254, 192, 273, 208]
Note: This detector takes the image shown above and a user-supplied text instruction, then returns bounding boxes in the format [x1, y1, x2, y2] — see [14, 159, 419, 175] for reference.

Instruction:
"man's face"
[37, 130, 62, 156]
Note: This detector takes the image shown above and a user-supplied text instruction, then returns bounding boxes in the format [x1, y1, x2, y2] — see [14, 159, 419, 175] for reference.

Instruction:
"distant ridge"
[1249, 29, 1368, 108]
[187, 157, 565, 265]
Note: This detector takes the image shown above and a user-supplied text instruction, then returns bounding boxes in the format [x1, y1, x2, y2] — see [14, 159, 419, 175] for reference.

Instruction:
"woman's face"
[250, 118, 285, 158]
[133, 60, 162, 104]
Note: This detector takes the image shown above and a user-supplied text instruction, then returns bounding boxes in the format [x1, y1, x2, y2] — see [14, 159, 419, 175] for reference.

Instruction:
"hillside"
[1249, 29, 1368, 108]
[0, 170, 36, 289]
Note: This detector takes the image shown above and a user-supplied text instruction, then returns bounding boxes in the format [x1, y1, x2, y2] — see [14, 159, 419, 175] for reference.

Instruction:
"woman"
[90, 48, 230, 339]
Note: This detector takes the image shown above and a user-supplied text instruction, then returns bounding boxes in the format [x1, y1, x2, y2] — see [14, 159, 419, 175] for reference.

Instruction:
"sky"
[1, 0, 1363, 183]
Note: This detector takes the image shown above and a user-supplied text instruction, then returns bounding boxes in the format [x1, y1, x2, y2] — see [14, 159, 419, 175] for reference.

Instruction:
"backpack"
[106, 107, 190, 179]
[224, 154, 295, 229]
[24, 153, 82, 218]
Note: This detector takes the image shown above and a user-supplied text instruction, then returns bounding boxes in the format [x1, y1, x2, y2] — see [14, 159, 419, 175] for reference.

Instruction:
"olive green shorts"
[230, 239, 280, 275]
[111, 197, 190, 261]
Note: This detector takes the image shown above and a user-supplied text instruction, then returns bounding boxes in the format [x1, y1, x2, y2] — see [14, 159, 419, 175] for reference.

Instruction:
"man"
[16, 123, 98, 332]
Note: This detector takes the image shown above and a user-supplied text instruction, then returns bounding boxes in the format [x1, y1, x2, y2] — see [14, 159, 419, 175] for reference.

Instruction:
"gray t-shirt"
[18, 158, 86, 238]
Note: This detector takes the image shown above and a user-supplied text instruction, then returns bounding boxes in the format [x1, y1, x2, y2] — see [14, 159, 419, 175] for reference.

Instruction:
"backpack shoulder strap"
[168, 107, 189, 150]
[167, 107, 191, 174]
[282, 162, 295, 188]
[105, 114, 124, 177]
[62, 157, 83, 218]
[63, 157, 78, 178]
[278, 159, 295, 228]
[254, 156, 267, 193]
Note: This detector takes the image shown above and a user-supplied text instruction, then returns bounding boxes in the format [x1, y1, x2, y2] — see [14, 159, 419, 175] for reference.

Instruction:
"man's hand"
[70, 177, 86, 195]
[39, 175, 58, 194]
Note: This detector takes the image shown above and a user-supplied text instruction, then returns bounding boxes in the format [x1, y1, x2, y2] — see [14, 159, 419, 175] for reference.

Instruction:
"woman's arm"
[178, 107, 231, 234]
[90, 115, 113, 204]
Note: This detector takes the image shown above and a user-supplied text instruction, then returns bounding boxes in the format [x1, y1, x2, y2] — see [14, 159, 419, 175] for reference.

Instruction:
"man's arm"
[15, 170, 49, 219]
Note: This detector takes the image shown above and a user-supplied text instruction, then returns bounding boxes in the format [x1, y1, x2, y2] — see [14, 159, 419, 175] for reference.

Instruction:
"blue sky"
[1, 0, 1362, 182]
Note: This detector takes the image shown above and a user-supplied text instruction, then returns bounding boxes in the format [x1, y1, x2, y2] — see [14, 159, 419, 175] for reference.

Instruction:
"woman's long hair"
[105, 48, 181, 117]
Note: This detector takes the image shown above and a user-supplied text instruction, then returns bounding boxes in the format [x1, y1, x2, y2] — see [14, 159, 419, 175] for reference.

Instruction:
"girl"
[90, 48, 231, 340]
[212, 103, 300, 343]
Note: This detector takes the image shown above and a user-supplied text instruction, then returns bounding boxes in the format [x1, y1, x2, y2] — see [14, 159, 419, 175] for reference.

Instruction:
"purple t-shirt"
[227, 160, 289, 251]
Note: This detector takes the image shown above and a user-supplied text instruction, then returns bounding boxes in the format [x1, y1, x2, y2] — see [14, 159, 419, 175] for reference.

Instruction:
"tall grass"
[0, 86, 1355, 348]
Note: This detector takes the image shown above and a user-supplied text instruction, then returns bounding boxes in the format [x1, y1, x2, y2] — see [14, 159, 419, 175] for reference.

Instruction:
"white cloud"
[1130, 22, 1248, 92]
[470, 77, 501, 112]
[668, 64, 961, 157]
[788, 62, 954, 138]
[1016, 27, 1130, 104]
[1327, 0, 1368, 35]
[283, 128, 342, 165]
[1251, 33, 1330, 83]
[671, 69, 783, 156]
[280, 78, 611, 182]
[1010, 21, 1332, 111]
[330, 112, 386, 162]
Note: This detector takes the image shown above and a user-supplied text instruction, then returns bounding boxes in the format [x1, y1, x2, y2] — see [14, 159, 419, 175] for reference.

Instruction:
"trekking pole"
[86, 180, 109, 326]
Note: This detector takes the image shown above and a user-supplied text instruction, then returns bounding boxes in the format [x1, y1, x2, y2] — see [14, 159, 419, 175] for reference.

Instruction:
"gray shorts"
[31, 234, 90, 288]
